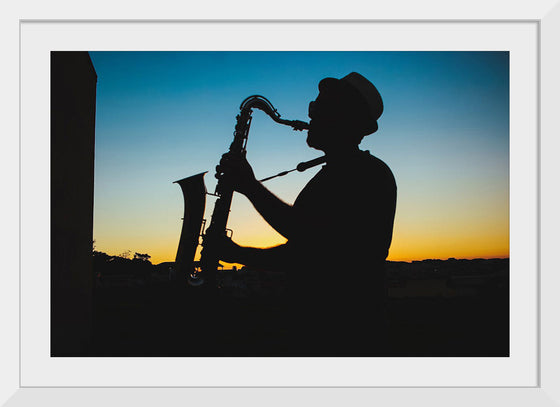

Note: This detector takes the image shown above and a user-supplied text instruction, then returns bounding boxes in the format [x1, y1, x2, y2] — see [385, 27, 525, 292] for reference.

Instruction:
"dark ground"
[90, 265, 509, 357]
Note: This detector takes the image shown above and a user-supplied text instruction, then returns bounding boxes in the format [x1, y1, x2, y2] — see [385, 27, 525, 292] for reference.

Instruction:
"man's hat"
[318, 72, 383, 135]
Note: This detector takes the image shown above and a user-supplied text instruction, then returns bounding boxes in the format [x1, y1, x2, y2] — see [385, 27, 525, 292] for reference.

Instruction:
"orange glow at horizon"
[94, 240, 509, 266]
[94, 213, 510, 266]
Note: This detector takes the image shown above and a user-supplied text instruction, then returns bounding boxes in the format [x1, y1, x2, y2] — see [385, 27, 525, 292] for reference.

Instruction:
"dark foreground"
[89, 261, 509, 357]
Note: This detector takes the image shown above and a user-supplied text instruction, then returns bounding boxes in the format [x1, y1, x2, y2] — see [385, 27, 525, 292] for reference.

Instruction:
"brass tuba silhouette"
[173, 95, 322, 288]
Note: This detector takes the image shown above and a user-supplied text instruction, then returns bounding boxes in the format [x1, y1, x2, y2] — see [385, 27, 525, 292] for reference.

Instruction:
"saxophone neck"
[240, 95, 309, 131]
[278, 118, 309, 131]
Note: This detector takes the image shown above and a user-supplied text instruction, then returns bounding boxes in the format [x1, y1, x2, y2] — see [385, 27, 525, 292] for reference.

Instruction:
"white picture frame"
[4, 0, 560, 405]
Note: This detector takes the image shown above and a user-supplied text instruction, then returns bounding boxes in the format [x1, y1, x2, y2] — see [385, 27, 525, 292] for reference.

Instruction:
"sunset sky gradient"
[88, 51, 509, 265]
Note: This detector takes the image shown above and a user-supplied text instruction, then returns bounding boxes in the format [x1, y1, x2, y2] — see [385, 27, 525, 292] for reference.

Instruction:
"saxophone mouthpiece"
[292, 120, 310, 131]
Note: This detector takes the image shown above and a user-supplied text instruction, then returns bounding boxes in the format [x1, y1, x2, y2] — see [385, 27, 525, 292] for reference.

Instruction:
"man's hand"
[215, 152, 259, 196]
[202, 232, 244, 264]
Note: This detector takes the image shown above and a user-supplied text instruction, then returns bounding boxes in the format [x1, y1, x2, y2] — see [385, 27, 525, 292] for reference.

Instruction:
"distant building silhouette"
[51, 51, 97, 356]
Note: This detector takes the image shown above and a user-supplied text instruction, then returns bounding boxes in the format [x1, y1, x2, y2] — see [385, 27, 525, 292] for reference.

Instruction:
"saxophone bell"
[173, 172, 207, 286]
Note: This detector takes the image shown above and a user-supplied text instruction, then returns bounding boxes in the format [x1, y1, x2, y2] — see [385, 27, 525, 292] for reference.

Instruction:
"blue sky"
[89, 51, 509, 263]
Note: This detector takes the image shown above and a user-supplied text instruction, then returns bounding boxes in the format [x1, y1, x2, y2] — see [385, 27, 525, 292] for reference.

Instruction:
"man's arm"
[242, 181, 296, 239]
[218, 236, 290, 271]
[217, 153, 296, 239]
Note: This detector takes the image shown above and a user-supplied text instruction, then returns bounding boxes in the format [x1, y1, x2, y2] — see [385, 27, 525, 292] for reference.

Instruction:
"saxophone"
[174, 95, 310, 288]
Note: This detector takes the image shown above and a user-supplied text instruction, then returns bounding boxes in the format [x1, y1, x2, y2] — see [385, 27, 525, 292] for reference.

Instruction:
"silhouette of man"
[216, 72, 397, 356]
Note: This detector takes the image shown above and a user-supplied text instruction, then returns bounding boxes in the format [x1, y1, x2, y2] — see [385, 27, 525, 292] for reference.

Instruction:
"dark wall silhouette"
[51, 51, 97, 356]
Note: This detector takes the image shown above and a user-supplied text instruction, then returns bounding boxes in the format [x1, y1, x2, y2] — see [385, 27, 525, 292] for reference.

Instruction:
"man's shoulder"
[359, 151, 395, 179]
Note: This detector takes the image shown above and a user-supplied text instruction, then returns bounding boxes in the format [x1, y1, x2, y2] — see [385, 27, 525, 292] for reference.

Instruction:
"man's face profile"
[306, 92, 344, 151]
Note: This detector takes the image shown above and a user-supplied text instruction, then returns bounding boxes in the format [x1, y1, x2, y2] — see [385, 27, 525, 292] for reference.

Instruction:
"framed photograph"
[5, 0, 559, 405]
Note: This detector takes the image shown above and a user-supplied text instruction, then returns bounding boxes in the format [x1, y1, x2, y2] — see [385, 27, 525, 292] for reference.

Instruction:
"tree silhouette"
[92, 248, 154, 283]
[133, 252, 151, 262]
